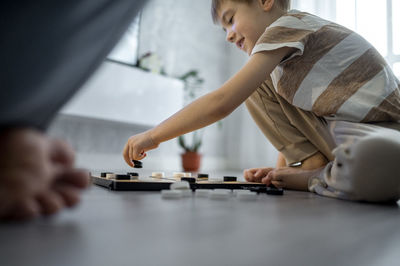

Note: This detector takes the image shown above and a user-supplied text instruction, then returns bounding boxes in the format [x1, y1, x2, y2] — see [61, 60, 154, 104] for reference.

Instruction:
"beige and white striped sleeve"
[251, 12, 317, 59]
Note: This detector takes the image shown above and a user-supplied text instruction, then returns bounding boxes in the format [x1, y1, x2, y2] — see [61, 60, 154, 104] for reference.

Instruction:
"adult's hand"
[0, 128, 90, 221]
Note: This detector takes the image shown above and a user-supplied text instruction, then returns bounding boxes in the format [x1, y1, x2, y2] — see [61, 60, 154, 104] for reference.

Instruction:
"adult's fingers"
[54, 184, 81, 207]
[50, 139, 75, 168]
[1, 198, 40, 221]
[36, 191, 64, 215]
[58, 169, 90, 189]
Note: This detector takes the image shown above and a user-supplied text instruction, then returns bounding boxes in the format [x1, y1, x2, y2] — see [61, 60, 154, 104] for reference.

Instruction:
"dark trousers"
[0, 0, 145, 130]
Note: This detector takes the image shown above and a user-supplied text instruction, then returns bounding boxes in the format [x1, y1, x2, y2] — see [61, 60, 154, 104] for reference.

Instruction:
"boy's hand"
[122, 131, 159, 167]
[260, 167, 324, 191]
[0, 128, 90, 221]
[243, 167, 274, 183]
[243, 167, 289, 188]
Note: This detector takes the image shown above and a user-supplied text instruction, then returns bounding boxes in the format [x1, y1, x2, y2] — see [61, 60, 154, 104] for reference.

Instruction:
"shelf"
[60, 61, 184, 126]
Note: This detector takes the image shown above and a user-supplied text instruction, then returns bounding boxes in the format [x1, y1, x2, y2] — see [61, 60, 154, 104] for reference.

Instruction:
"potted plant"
[178, 132, 202, 172]
[178, 70, 204, 172]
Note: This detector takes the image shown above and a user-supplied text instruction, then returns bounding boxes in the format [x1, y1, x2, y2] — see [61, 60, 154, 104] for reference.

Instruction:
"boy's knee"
[348, 135, 400, 202]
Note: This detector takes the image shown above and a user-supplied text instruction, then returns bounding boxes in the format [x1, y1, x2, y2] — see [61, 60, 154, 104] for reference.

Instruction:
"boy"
[123, 0, 400, 202]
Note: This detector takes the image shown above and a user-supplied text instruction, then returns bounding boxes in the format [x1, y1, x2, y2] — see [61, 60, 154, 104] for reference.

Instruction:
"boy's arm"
[151, 47, 295, 144]
[276, 152, 287, 168]
[123, 47, 295, 165]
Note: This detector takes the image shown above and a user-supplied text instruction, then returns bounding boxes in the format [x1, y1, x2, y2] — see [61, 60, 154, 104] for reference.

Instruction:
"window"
[393, 0, 400, 55]
[292, 0, 400, 79]
[108, 14, 141, 66]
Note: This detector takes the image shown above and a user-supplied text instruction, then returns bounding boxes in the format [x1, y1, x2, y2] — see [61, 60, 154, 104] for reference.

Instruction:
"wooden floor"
[1, 183, 400, 266]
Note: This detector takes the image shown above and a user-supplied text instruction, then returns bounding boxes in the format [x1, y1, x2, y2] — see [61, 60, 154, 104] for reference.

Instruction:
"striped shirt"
[251, 10, 400, 123]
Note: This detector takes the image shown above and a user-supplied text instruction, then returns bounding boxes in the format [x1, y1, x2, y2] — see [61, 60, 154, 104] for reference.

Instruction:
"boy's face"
[218, 0, 276, 55]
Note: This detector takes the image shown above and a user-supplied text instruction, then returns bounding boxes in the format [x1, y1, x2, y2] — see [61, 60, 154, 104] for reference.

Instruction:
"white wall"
[49, 0, 240, 172]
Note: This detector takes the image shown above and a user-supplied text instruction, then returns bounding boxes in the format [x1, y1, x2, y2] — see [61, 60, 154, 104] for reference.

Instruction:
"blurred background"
[48, 0, 400, 173]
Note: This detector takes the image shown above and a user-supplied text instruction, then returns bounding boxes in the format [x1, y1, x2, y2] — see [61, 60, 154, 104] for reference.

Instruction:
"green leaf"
[178, 135, 187, 150]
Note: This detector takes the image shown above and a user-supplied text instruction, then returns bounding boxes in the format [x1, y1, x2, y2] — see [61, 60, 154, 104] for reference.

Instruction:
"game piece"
[181, 177, 196, 183]
[132, 160, 143, 168]
[106, 173, 116, 179]
[161, 190, 182, 199]
[170, 181, 190, 190]
[93, 174, 273, 191]
[223, 176, 237, 182]
[248, 187, 267, 194]
[195, 189, 212, 197]
[173, 172, 191, 179]
[266, 186, 284, 196]
[210, 189, 231, 199]
[101, 172, 112, 178]
[127, 172, 139, 180]
[237, 191, 258, 200]
[233, 189, 251, 196]
[181, 189, 192, 197]
[127, 172, 139, 177]
[152, 172, 165, 178]
[173, 172, 184, 179]
[197, 173, 209, 180]
[115, 174, 131, 180]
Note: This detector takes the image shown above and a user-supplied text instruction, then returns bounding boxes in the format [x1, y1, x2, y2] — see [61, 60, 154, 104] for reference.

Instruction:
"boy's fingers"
[129, 146, 136, 163]
[123, 146, 133, 167]
[261, 170, 276, 185]
[243, 169, 255, 182]
[261, 176, 271, 185]
[271, 180, 286, 188]
[126, 145, 134, 167]
[246, 168, 259, 173]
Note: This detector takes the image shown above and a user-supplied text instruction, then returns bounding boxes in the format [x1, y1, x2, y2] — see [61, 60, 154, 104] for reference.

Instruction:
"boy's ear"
[260, 0, 275, 12]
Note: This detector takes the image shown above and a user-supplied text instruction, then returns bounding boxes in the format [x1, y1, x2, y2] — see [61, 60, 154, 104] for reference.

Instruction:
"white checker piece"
[195, 189, 213, 197]
[237, 191, 258, 201]
[106, 173, 116, 179]
[173, 172, 192, 179]
[152, 172, 165, 178]
[170, 181, 190, 190]
[161, 190, 182, 199]
[181, 190, 192, 197]
[210, 189, 231, 200]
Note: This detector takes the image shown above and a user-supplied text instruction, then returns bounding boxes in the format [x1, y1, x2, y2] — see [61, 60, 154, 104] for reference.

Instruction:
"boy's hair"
[211, 0, 291, 23]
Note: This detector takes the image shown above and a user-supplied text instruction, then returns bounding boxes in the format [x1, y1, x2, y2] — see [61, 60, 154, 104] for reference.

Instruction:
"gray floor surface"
[1, 181, 400, 266]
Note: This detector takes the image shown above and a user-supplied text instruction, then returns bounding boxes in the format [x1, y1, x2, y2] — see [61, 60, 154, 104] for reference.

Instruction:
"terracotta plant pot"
[181, 152, 202, 172]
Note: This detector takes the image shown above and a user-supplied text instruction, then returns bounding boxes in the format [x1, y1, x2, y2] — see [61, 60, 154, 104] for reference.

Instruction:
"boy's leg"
[309, 121, 400, 202]
[245, 79, 336, 166]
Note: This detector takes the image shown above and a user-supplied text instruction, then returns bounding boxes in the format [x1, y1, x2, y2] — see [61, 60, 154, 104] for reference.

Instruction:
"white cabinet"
[60, 61, 184, 126]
